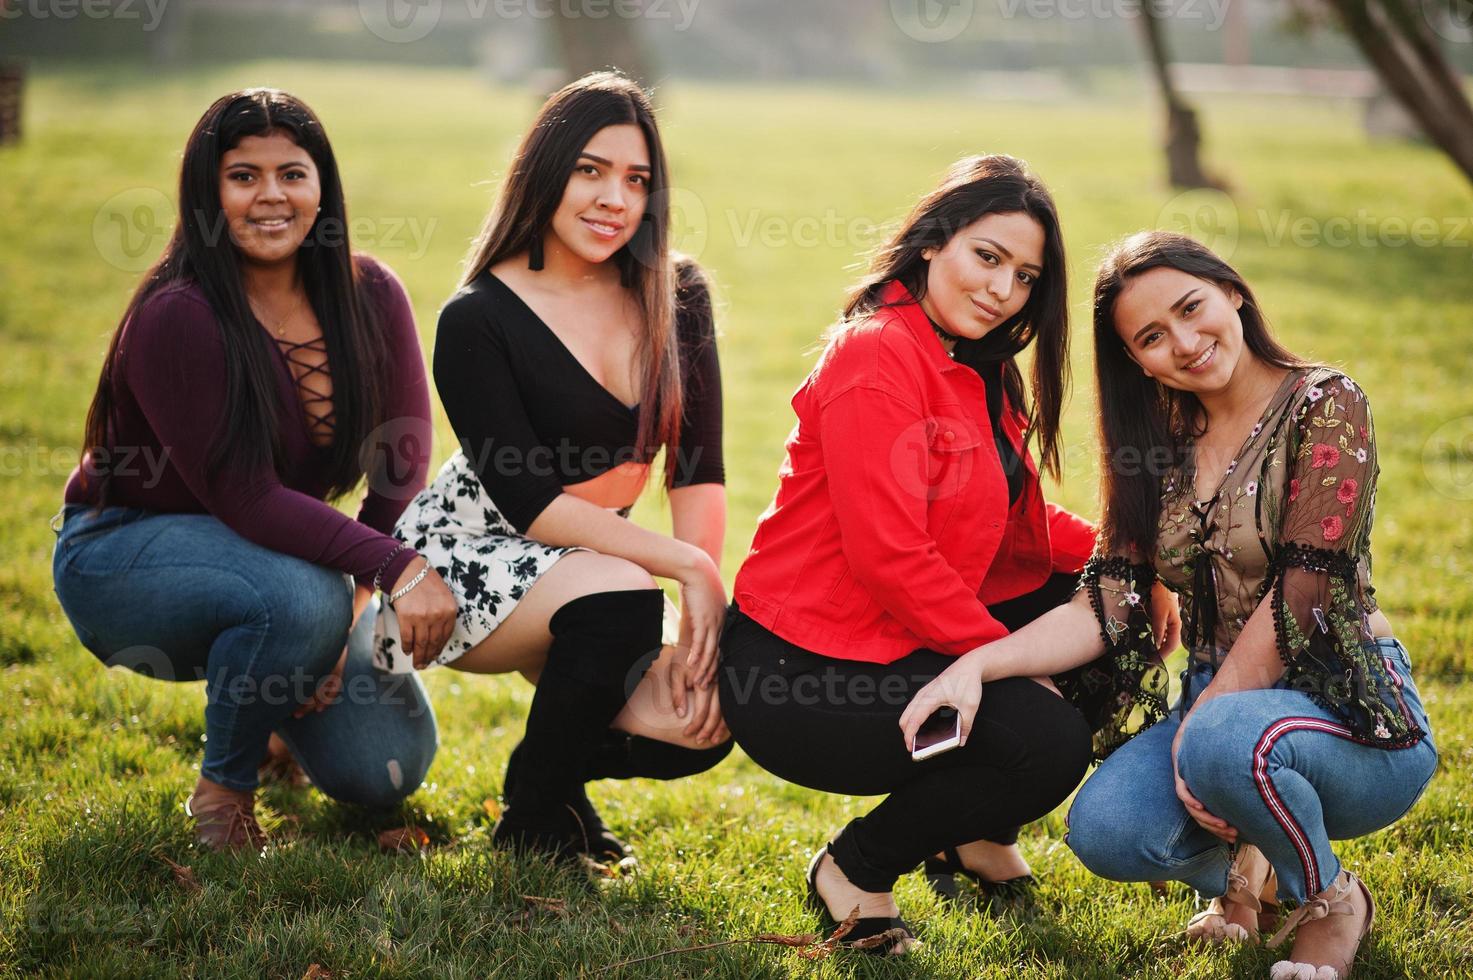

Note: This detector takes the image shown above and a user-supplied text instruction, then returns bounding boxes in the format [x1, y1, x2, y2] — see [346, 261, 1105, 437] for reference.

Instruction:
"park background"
[2, 0, 1472, 975]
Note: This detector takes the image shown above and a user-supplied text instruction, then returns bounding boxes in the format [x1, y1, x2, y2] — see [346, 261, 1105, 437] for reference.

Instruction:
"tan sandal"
[1267, 870, 1375, 980]
[1185, 844, 1278, 944]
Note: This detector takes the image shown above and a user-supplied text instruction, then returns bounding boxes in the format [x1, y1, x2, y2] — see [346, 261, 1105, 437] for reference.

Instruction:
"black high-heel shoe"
[923, 847, 1037, 908]
[805, 846, 916, 956]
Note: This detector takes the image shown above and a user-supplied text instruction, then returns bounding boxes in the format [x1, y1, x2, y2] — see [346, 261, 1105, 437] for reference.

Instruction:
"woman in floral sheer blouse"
[900, 231, 1436, 980]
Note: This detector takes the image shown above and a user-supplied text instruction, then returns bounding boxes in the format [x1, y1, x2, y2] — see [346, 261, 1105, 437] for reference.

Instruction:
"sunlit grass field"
[2, 62, 1471, 977]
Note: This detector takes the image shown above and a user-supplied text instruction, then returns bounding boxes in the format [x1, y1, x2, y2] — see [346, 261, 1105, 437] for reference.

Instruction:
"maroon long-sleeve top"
[63, 256, 431, 590]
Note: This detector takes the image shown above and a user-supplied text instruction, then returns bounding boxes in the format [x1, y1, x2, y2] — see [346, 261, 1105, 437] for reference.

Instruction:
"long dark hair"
[1092, 230, 1308, 553]
[837, 154, 1070, 479]
[81, 88, 391, 506]
[460, 71, 684, 487]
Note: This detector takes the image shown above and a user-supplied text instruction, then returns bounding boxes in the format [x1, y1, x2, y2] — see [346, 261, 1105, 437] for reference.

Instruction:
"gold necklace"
[249, 293, 307, 337]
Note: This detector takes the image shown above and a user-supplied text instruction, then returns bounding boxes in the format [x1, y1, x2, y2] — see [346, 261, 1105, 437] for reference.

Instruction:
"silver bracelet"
[371, 542, 408, 592]
[387, 563, 430, 605]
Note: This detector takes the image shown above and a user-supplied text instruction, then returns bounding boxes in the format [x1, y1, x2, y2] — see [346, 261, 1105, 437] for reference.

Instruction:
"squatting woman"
[53, 89, 455, 851]
[902, 231, 1436, 979]
[375, 71, 732, 866]
[720, 156, 1178, 953]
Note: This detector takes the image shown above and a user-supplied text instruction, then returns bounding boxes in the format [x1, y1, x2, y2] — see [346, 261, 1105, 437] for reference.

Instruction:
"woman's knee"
[252, 560, 353, 664]
[559, 552, 659, 595]
[1066, 777, 1159, 882]
[1176, 698, 1259, 802]
[1014, 684, 1095, 802]
[316, 727, 438, 810]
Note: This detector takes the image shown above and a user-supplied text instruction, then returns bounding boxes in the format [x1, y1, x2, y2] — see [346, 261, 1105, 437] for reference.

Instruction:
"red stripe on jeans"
[1251, 717, 1358, 896]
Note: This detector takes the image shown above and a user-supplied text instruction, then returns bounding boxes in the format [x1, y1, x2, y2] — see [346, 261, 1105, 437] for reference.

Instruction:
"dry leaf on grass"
[152, 850, 201, 894]
[848, 928, 909, 951]
[750, 932, 818, 947]
[521, 895, 569, 917]
[301, 965, 333, 979]
[377, 825, 430, 853]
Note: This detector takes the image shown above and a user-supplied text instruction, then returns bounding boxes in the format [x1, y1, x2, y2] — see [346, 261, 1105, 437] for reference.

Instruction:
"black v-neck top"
[432, 259, 724, 534]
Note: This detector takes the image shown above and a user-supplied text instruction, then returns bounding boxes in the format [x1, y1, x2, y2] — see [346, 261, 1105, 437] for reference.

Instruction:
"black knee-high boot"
[503, 713, 735, 863]
[586, 731, 734, 781]
[493, 589, 665, 859]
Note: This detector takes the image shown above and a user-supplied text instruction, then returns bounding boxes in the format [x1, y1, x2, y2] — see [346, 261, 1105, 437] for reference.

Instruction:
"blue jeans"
[51, 504, 438, 803]
[1066, 638, 1437, 903]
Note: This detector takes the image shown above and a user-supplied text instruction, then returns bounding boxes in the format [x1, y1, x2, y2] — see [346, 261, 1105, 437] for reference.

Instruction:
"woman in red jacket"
[719, 155, 1178, 953]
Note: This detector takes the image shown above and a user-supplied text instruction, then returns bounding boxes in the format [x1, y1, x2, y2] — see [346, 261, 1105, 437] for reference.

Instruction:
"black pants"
[717, 573, 1093, 892]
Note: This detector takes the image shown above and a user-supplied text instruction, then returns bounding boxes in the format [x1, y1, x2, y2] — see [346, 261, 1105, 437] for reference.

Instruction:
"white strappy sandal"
[1185, 844, 1278, 944]
[1266, 870, 1375, 980]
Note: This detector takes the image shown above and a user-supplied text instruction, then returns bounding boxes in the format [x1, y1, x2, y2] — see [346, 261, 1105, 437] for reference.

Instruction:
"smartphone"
[910, 706, 962, 761]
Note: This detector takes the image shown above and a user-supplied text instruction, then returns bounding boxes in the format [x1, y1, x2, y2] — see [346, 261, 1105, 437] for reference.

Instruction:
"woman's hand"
[295, 644, 348, 717]
[672, 655, 730, 745]
[676, 550, 726, 688]
[1150, 580, 1182, 659]
[898, 652, 987, 752]
[390, 558, 459, 670]
[1171, 717, 1238, 844]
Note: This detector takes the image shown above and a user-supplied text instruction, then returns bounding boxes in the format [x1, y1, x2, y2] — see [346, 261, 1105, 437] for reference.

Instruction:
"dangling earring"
[528, 235, 544, 271]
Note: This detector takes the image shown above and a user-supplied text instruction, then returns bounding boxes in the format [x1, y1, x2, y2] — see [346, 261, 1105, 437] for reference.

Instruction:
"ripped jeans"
[52, 504, 438, 805]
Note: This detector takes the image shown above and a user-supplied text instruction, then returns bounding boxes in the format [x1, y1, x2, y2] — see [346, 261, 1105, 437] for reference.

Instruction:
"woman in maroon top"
[720, 156, 1180, 953]
[51, 90, 457, 851]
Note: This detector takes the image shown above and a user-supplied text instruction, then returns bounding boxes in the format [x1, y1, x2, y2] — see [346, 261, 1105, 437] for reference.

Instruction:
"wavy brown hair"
[837, 154, 1070, 478]
[1092, 231, 1308, 553]
[460, 71, 685, 486]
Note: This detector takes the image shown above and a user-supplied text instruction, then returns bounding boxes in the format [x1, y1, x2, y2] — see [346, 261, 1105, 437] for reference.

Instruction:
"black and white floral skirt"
[373, 451, 589, 674]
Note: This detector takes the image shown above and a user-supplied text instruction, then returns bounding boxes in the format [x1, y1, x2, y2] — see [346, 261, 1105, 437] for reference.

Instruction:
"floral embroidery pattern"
[1091, 368, 1422, 750]
[1059, 556, 1169, 760]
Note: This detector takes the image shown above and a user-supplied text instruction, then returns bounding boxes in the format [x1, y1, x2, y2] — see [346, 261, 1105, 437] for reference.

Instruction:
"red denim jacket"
[732, 280, 1096, 664]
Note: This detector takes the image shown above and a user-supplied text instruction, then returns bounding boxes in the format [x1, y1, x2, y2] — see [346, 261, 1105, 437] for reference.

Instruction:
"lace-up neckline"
[273, 334, 335, 447]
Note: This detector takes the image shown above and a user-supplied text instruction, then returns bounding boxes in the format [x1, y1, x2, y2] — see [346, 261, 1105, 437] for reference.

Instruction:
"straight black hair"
[81, 88, 391, 505]
[837, 154, 1070, 479]
[461, 70, 685, 487]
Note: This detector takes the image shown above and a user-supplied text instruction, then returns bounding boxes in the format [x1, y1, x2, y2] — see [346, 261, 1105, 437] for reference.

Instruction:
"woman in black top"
[375, 71, 731, 865]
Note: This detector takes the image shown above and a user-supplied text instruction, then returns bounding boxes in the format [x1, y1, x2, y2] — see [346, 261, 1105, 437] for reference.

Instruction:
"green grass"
[3, 62, 1472, 978]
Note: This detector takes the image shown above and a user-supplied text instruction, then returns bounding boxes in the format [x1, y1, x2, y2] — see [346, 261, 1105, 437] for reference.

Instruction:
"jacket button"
[943, 430, 955, 443]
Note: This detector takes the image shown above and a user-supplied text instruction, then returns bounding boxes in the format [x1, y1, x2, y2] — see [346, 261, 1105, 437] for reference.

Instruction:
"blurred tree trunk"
[1138, 0, 1217, 188]
[1326, 0, 1473, 185]
[0, 62, 22, 146]
[550, 5, 653, 88]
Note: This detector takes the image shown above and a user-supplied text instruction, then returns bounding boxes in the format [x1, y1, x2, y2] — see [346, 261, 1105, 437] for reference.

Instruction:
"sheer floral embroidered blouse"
[1064, 367, 1426, 759]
